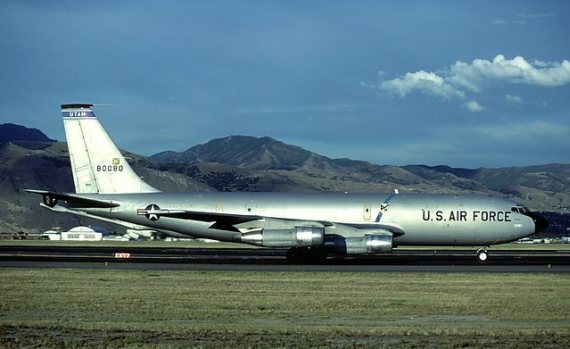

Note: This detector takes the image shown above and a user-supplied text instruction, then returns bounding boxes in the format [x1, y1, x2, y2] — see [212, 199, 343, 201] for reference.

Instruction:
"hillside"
[0, 123, 56, 143]
[152, 135, 333, 171]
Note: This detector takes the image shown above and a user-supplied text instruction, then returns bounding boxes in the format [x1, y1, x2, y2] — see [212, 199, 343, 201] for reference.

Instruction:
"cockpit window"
[511, 206, 529, 214]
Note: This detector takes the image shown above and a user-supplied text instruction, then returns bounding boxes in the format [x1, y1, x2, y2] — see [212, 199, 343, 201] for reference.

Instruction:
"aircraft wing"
[143, 207, 405, 236]
[150, 209, 263, 231]
[24, 189, 121, 209]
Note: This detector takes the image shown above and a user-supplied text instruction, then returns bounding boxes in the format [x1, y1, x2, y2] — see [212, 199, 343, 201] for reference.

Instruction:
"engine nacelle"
[241, 226, 324, 248]
[324, 233, 393, 255]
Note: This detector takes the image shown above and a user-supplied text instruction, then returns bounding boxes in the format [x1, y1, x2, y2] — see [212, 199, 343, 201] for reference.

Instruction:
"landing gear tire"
[476, 248, 489, 262]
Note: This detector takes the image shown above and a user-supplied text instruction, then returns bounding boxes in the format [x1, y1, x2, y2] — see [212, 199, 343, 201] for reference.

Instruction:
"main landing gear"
[476, 248, 489, 262]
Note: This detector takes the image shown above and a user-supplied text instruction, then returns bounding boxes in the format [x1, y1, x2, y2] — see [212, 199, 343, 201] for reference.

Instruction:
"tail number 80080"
[96, 165, 124, 172]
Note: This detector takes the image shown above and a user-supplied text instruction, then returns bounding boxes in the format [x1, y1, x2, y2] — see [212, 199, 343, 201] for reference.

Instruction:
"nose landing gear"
[476, 248, 489, 262]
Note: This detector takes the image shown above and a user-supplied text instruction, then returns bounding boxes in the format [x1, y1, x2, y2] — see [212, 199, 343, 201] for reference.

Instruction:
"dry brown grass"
[1, 268, 569, 348]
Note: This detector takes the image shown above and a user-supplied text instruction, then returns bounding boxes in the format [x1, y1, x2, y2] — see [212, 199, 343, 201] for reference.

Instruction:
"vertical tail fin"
[61, 104, 159, 194]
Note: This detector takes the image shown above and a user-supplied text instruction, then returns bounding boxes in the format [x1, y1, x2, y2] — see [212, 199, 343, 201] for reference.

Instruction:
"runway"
[1, 245, 569, 272]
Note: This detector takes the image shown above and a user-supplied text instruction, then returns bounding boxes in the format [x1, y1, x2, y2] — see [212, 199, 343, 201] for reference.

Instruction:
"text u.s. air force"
[422, 210, 512, 222]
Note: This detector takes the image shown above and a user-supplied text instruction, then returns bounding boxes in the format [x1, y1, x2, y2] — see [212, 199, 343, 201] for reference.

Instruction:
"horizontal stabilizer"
[24, 189, 121, 209]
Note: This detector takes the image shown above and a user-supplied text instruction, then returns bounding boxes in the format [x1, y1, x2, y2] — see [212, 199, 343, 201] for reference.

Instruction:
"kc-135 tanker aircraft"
[26, 104, 548, 262]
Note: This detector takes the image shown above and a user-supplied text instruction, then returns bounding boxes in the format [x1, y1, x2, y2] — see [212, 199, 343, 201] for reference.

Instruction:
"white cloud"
[449, 55, 570, 91]
[505, 94, 522, 104]
[518, 12, 555, 19]
[378, 70, 464, 100]
[373, 54, 570, 110]
[494, 11, 555, 26]
[464, 101, 484, 112]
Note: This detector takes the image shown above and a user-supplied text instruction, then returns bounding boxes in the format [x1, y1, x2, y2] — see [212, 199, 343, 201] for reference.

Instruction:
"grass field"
[1, 268, 569, 348]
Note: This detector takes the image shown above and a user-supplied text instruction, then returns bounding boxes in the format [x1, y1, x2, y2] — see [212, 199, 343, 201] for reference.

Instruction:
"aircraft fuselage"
[70, 192, 538, 246]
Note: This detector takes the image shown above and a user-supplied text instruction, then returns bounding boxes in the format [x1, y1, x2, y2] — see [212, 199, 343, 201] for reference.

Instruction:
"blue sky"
[1, 0, 568, 168]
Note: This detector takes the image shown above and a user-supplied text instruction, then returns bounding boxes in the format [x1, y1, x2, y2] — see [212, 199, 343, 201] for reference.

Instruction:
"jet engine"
[324, 233, 393, 255]
[241, 226, 324, 248]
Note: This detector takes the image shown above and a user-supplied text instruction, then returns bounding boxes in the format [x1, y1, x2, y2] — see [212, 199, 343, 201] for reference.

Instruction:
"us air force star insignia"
[137, 204, 161, 221]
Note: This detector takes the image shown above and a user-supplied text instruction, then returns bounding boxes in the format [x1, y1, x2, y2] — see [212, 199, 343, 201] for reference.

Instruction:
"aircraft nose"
[529, 212, 549, 233]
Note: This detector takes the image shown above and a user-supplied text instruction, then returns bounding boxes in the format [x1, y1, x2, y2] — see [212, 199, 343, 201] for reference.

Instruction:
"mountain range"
[1, 124, 568, 236]
[0, 123, 56, 143]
